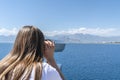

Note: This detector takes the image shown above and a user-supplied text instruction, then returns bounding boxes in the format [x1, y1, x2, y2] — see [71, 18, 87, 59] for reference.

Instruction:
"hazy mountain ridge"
[0, 35, 16, 43]
[47, 33, 120, 43]
[1, 33, 120, 43]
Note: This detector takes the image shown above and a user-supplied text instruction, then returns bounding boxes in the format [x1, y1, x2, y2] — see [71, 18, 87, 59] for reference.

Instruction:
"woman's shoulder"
[42, 62, 59, 75]
[42, 62, 55, 71]
[42, 62, 62, 80]
[30, 62, 62, 80]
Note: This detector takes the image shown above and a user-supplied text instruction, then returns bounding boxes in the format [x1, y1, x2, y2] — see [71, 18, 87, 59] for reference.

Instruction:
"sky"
[0, 0, 120, 36]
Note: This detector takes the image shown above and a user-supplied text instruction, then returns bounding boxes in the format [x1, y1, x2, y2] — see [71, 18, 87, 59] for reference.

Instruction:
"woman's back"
[30, 62, 62, 80]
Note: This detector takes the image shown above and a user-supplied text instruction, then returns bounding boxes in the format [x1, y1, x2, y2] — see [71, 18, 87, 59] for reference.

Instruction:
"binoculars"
[45, 39, 65, 52]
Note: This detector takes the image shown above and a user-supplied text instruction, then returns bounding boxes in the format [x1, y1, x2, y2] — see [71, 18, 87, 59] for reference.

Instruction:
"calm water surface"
[55, 44, 120, 80]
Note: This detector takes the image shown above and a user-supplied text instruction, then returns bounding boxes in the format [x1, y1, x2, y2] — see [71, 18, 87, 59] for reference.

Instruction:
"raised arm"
[44, 40, 65, 80]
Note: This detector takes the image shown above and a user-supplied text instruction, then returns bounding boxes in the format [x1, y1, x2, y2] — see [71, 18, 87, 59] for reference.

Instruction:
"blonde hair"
[0, 26, 45, 80]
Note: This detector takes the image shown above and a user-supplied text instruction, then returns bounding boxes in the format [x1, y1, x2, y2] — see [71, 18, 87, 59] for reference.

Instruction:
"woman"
[0, 26, 65, 80]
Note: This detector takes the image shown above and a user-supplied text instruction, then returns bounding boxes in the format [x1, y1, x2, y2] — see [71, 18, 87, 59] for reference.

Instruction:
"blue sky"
[0, 0, 120, 36]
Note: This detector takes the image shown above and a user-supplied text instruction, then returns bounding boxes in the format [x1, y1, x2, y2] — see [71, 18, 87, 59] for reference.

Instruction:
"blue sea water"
[1, 43, 120, 80]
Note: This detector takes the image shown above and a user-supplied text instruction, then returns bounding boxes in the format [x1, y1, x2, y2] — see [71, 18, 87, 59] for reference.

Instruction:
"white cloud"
[0, 27, 119, 37]
[0, 28, 18, 36]
[44, 27, 119, 37]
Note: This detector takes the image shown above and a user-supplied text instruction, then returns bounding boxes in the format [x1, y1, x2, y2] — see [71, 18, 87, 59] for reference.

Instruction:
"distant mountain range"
[0, 35, 16, 43]
[1, 33, 120, 43]
[47, 33, 120, 43]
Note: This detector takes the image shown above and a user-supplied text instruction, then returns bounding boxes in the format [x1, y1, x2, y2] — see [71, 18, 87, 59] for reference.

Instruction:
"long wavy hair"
[0, 26, 45, 80]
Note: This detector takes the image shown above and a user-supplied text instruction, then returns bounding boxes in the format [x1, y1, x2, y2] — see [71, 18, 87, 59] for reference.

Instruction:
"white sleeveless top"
[30, 62, 62, 80]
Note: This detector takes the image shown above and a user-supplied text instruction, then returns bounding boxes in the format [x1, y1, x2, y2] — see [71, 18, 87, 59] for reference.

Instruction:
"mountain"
[0, 35, 16, 43]
[1, 33, 120, 43]
[47, 33, 120, 43]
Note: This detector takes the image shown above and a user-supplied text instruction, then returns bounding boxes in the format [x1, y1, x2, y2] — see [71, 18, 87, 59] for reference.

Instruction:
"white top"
[30, 62, 62, 80]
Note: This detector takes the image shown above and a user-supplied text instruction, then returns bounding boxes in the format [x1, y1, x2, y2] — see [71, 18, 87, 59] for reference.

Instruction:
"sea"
[1, 43, 120, 80]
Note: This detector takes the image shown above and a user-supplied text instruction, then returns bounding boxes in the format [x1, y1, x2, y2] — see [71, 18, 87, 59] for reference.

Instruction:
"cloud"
[0, 28, 18, 36]
[44, 27, 118, 37]
[0, 27, 119, 37]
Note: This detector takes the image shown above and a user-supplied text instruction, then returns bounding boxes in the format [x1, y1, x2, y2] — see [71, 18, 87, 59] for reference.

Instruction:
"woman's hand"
[44, 40, 55, 61]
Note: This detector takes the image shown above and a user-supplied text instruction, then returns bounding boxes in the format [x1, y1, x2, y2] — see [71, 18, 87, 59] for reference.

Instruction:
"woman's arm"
[44, 40, 65, 80]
